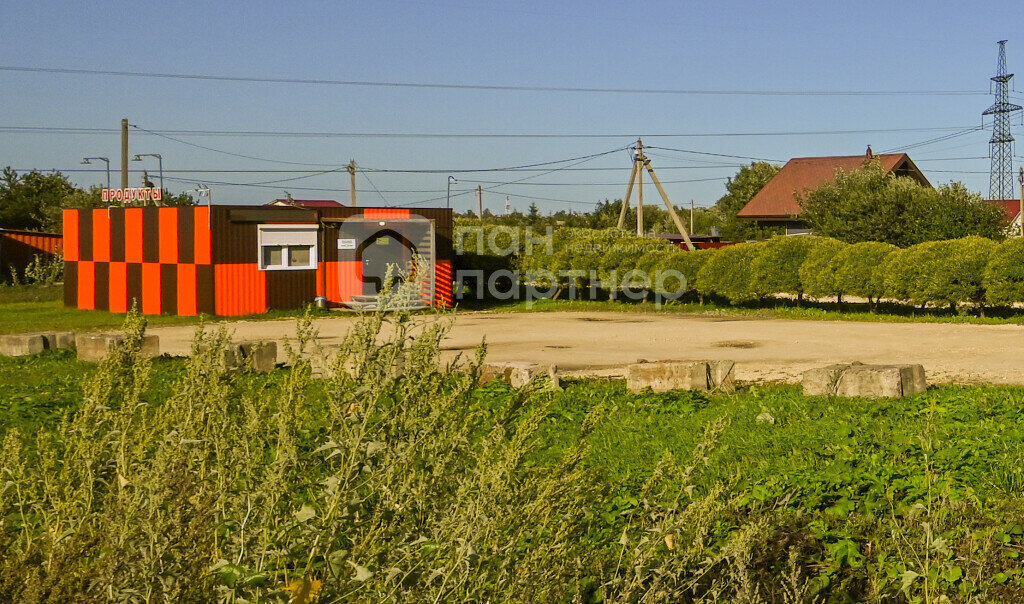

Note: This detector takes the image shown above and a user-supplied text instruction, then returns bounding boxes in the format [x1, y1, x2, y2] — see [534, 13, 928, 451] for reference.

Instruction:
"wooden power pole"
[477, 185, 484, 223]
[617, 138, 695, 250]
[120, 118, 129, 189]
[348, 160, 357, 207]
[1019, 167, 1024, 238]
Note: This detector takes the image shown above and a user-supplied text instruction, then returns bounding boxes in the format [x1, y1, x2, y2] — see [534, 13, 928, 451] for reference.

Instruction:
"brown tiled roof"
[737, 153, 929, 219]
[988, 199, 1022, 222]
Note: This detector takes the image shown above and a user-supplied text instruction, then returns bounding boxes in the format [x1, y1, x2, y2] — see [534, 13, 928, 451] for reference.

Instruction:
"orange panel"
[141, 263, 162, 315]
[177, 264, 198, 316]
[362, 208, 411, 219]
[108, 262, 128, 313]
[92, 209, 111, 262]
[434, 259, 454, 307]
[215, 264, 266, 316]
[125, 208, 144, 263]
[77, 261, 95, 309]
[337, 260, 362, 302]
[63, 210, 80, 261]
[194, 206, 212, 264]
[158, 207, 179, 263]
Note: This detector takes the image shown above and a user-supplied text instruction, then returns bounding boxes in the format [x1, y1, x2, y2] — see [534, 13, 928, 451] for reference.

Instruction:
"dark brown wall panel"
[109, 210, 125, 262]
[160, 264, 177, 315]
[142, 209, 159, 263]
[197, 264, 216, 315]
[63, 262, 77, 307]
[78, 210, 93, 261]
[94, 263, 109, 311]
[265, 270, 317, 310]
[126, 263, 143, 312]
[177, 209, 194, 263]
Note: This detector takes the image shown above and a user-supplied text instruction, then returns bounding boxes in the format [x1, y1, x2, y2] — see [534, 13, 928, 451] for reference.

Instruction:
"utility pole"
[347, 160, 357, 207]
[617, 138, 695, 250]
[636, 140, 644, 236]
[477, 185, 484, 224]
[690, 200, 695, 234]
[120, 118, 129, 189]
[1019, 167, 1024, 238]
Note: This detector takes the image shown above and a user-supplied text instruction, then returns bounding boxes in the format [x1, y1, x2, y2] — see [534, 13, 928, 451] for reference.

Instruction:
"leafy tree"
[983, 238, 1024, 306]
[882, 241, 947, 307]
[833, 241, 897, 310]
[714, 162, 781, 241]
[799, 238, 848, 303]
[798, 161, 1006, 246]
[0, 168, 76, 232]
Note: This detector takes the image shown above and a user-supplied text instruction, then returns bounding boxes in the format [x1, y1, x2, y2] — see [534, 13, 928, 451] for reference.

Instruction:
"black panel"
[78, 210, 93, 261]
[109, 210, 125, 262]
[63, 262, 77, 307]
[142, 209, 159, 263]
[94, 263, 109, 311]
[177, 208, 194, 264]
[126, 263, 143, 312]
[160, 264, 177, 315]
[197, 264, 216, 315]
[266, 270, 317, 310]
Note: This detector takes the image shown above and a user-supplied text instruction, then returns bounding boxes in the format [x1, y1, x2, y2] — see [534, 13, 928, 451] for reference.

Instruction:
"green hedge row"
[490, 227, 1024, 310]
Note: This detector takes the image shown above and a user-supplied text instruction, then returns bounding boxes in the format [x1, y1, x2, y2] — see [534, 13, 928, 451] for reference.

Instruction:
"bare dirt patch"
[146, 311, 1024, 386]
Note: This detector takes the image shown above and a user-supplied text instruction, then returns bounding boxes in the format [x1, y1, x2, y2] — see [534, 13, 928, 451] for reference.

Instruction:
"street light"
[447, 175, 457, 209]
[132, 153, 163, 193]
[81, 157, 110, 189]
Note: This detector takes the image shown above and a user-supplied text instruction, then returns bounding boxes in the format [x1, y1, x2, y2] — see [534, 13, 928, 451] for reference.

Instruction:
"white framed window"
[258, 224, 318, 270]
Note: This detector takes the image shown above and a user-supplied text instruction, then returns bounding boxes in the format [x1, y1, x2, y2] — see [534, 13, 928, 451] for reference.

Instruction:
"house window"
[258, 224, 318, 270]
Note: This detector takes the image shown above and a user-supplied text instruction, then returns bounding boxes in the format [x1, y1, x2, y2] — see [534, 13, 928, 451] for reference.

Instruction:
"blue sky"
[2, 0, 1024, 212]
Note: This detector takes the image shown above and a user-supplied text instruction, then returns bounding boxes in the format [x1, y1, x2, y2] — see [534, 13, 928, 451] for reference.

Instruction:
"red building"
[63, 205, 453, 316]
[0, 228, 63, 280]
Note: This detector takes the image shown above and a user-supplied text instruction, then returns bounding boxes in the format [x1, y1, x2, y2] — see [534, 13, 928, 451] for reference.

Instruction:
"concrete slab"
[76, 333, 160, 363]
[802, 362, 928, 398]
[481, 361, 559, 389]
[625, 360, 737, 393]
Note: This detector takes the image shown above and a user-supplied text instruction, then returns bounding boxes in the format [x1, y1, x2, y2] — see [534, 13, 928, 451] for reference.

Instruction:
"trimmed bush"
[748, 236, 819, 303]
[983, 238, 1024, 306]
[834, 242, 897, 308]
[799, 238, 848, 302]
[925, 236, 996, 311]
[697, 243, 766, 303]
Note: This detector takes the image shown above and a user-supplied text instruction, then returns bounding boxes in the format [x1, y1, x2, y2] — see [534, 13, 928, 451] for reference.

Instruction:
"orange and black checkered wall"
[64, 205, 454, 316]
[64, 207, 215, 315]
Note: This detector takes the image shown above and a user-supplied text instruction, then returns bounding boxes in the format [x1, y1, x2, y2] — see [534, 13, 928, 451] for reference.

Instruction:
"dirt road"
[144, 311, 1024, 385]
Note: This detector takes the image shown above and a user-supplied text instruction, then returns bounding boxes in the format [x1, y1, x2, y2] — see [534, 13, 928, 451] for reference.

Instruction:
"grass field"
[1, 282, 1023, 337]
[2, 311, 1024, 601]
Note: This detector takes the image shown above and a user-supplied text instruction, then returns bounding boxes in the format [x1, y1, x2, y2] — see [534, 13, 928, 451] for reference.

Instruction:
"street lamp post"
[132, 153, 163, 193]
[81, 157, 110, 189]
[447, 175, 457, 209]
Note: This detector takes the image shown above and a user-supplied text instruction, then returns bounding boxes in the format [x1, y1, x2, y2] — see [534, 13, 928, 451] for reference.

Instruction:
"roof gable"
[736, 153, 930, 219]
[988, 199, 1022, 222]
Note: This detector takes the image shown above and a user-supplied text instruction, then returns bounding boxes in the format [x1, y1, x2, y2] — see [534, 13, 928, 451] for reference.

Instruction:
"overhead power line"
[0, 125, 990, 138]
[0, 65, 993, 96]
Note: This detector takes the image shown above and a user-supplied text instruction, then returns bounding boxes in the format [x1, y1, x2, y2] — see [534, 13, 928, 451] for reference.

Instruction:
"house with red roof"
[988, 199, 1022, 236]
[736, 149, 930, 234]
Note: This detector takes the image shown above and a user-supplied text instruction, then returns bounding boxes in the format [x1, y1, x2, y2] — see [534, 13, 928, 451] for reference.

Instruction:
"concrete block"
[626, 361, 707, 393]
[708, 360, 737, 392]
[481, 361, 559, 389]
[225, 341, 278, 371]
[0, 334, 47, 356]
[75, 333, 160, 363]
[38, 331, 76, 351]
[802, 362, 928, 398]
[626, 360, 737, 394]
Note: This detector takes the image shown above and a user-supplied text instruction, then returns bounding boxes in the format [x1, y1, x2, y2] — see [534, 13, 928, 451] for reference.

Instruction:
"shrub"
[883, 241, 950, 307]
[749, 236, 818, 302]
[983, 238, 1024, 306]
[799, 238, 848, 302]
[697, 243, 766, 303]
[833, 241, 897, 308]
[924, 236, 996, 311]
